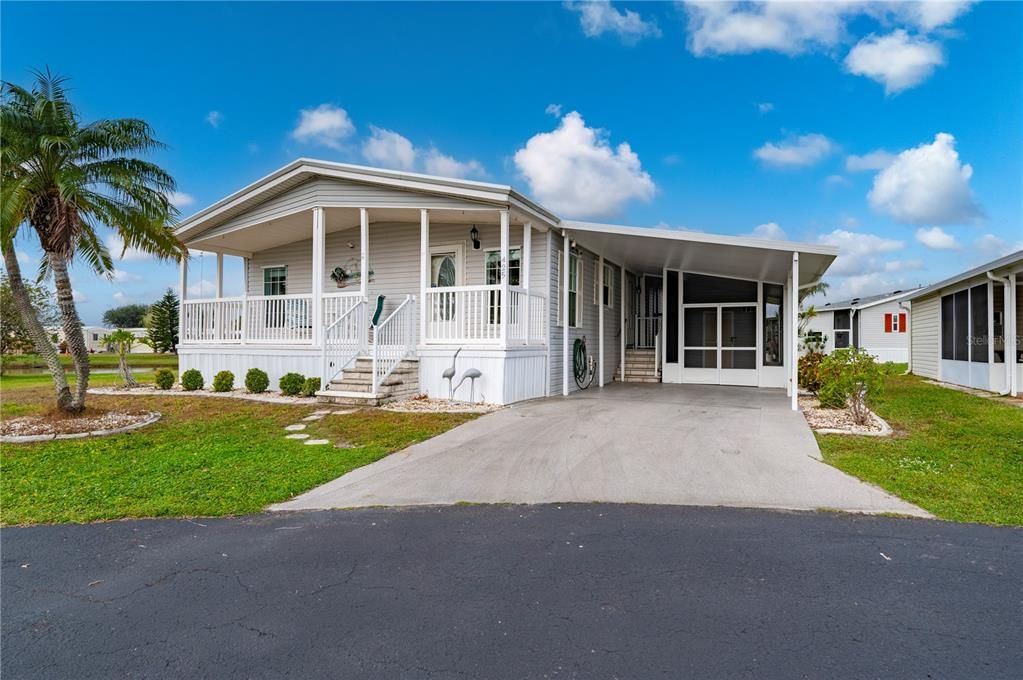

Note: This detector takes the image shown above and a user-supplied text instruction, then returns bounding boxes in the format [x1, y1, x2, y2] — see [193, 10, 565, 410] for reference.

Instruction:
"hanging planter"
[330, 266, 349, 288]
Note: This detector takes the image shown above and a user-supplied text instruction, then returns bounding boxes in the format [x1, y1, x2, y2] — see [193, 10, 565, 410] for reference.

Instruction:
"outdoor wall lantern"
[470, 225, 481, 250]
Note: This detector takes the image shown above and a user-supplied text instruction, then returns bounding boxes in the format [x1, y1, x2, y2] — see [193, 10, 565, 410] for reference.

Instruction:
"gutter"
[987, 271, 1015, 396]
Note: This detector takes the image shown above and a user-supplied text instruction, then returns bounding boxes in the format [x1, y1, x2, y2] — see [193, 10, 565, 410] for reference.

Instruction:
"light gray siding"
[911, 295, 940, 379]
[858, 302, 910, 354]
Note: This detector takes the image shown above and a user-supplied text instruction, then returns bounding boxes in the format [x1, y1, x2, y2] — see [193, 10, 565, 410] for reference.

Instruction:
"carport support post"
[563, 231, 570, 396]
[598, 254, 605, 387]
[311, 207, 325, 347]
[523, 221, 531, 343]
[790, 251, 799, 411]
[620, 266, 625, 382]
[420, 209, 429, 344]
[360, 208, 369, 300]
[1011, 272, 1018, 397]
[500, 210, 510, 347]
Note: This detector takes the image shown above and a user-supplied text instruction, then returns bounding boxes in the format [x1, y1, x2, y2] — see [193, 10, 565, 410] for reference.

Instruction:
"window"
[555, 249, 581, 327]
[602, 263, 614, 308]
[263, 266, 287, 296]
[941, 286, 988, 363]
[92, 333, 99, 341]
[763, 283, 783, 366]
[484, 248, 521, 286]
[833, 309, 851, 349]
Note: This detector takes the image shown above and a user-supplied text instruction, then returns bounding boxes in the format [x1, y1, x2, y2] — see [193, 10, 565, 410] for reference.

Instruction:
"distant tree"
[102, 303, 149, 328]
[144, 288, 179, 353]
[0, 274, 59, 355]
[102, 328, 138, 387]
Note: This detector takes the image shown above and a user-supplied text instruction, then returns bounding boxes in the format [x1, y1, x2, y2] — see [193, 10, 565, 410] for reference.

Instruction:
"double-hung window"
[556, 249, 581, 327]
[485, 247, 521, 324]
[262, 266, 288, 328]
[601, 262, 614, 308]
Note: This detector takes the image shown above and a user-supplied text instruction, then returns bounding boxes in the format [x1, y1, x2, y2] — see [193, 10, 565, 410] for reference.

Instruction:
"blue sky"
[3, 1, 1021, 323]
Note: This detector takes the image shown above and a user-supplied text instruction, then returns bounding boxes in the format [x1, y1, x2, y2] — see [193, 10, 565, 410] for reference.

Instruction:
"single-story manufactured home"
[173, 159, 838, 410]
[804, 289, 919, 363]
[906, 250, 1021, 396]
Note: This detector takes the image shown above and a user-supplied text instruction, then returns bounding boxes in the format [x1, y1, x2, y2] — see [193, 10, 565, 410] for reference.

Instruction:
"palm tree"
[1, 70, 184, 412]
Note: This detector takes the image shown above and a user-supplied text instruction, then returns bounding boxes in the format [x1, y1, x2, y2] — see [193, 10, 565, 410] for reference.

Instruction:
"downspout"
[898, 300, 911, 374]
[986, 271, 1011, 396]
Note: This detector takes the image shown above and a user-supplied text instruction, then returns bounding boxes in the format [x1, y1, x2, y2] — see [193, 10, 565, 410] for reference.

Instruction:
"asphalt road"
[3, 505, 1021, 679]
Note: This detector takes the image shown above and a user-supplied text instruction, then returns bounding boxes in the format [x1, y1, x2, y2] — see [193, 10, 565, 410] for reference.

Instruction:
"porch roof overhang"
[905, 249, 1023, 301]
[561, 220, 838, 286]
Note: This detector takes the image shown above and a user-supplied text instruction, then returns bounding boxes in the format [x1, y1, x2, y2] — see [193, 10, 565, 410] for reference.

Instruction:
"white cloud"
[846, 149, 896, 172]
[361, 126, 417, 171]
[206, 110, 223, 128]
[817, 228, 905, 276]
[513, 111, 655, 219]
[422, 148, 486, 179]
[892, 0, 977, 32]
[565, 0, 661, 45]
[818, 272, 920, 302]
[868, 132, 982, 225]
[845, 30, 944, 95]
[754, 133, 836, 168]
[112, 291, 129, 303]
[974, 233, 1023, 259]
[545, 103, 563, 117]
[750, 222, 786, 240]
[105, 234, 152, 262]
[166, 191, 195, 209]
[72, 289, 89, 303]
[110, 269, 143, 283]
[915, 226, 959, 250]
[291, 104, 355, 150]
[682, 1, 856, 56]
[757, 102, 774, 113]
[825, 174, 849, 187]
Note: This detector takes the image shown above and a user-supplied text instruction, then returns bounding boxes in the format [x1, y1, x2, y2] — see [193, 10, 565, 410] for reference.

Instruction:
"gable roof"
[818, 288, 921, 312]
[906, 250, 1023, 301]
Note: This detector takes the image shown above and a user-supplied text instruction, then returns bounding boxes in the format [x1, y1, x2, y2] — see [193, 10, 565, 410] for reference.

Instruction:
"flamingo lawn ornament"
[443, 348, 462, 401]
[453, 368, 483, 404]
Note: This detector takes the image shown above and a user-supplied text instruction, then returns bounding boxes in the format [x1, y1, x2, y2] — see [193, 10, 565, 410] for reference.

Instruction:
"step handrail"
[371, 294, 416, 395]
[322, 297, 367, 386]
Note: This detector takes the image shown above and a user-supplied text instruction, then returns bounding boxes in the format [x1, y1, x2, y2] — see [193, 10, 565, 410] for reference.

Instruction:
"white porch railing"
[321, 297, 367, 385]
[423, 285, 546, 346]
[181, 297, 245, 343]
[636, 315, 661, 348]
[372, 295, 416, 393]
[244, 294, 312, 343]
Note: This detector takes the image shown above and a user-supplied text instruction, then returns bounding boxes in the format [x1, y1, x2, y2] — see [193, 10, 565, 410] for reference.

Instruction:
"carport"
[274, 383, 927, 516]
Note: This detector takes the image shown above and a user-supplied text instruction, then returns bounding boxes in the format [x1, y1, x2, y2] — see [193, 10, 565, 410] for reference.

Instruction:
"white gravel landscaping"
[1, 411, 162, 443]
[382, 397, 500, 414]
[799, 395, 892, 436]
[88, 385, 318, 404]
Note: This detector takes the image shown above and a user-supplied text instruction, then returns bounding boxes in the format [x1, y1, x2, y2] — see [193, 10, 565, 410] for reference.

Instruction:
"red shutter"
[899, 312, 907, 333]
[884, 313, 892, 333]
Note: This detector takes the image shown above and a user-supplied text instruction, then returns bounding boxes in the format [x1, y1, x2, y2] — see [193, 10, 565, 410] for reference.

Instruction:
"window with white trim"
[484, 247, 521, 286]
[602, 262, 614, 308]
[263, 266, 287, 296]
[556, 249, 581, 327]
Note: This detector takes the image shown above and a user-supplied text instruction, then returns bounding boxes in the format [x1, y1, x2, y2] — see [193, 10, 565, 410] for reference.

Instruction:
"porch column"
[420, 209, 430, 344]
[500, 210, 510, 348]
[311, 207, 325, 347]
[1011, 272, 1018, 397]
[241, 257, 249, 345]
[215, 253, 224, 297]
[178, 254, 188, 344]
[360, 208, 369, 300]
[620, 266, 625, 382]
[790, 251, 800, 411]
[523, 221, 531, 344]
[598, 254, 605, 387]
[563, 231, 570, 396]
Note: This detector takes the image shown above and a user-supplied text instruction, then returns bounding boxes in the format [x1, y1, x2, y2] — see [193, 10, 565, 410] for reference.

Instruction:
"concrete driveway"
[274, 383, 928, 516]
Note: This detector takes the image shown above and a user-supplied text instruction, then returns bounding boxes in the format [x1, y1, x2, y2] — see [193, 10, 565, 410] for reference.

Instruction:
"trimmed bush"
[180, 368, 204, 391]
[279, 372, 305, 396]
[817, 348, 884, 424]
[245, 368, 269, 394]
[153, 368, 175, 390]
[798, 351, 826, 396]
[301, 377, 321, 397]
[212, 370, 235, 393]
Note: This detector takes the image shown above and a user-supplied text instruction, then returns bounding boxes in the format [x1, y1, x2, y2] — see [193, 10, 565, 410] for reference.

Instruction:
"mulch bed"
[799, 395, 886, 435]
[1, 408, 155, 438]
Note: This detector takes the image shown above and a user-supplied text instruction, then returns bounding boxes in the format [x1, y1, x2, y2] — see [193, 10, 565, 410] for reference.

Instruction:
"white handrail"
[372, 295, 416, 394]
[321, 297, 367, 386]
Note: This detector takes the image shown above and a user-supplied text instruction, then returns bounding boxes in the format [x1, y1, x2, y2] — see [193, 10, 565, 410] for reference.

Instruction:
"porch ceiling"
[563, 222, 837, 286]
[188, 206, 537, 256]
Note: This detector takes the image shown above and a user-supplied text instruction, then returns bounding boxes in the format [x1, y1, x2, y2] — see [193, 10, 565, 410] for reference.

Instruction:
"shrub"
[212, 370, 235, 393]
[180, 368, 204, 391]
[279, 372, 305, 396]
[817, 348, 884, 424]
[153, 368, 175, 390]
[301, 377, 321, 397]
[798, 351, 826, 396]
[245, 368, 269, 393]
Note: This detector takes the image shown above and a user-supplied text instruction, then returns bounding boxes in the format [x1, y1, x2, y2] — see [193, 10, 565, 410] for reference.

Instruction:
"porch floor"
[272, 383, 928, 516]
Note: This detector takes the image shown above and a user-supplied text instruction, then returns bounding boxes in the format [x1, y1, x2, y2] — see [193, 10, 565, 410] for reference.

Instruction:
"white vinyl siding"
[858, 302, 911, 353]
[911, 295, 940, 379]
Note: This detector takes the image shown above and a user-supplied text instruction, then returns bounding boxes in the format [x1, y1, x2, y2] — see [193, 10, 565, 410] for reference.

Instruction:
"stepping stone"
[302, 414, 324, 422]
[284, 424, 306, 432]
[332, 409, 355, 416]
[311, 410, 331, 416]
[285, 433, 310, 440]
[303, 439, 330, 446]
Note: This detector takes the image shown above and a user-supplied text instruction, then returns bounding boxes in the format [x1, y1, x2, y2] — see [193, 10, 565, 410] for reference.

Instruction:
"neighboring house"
[173, 159, 838, 409]
[905, 250, 1021, 396]
[803, 289, 920, 363]
[48, 326, 155, 353]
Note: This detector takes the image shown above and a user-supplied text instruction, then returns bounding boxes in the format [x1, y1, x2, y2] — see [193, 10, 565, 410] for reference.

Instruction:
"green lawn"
[1, 353, 177, 371]
[1, 373, 475, 525]
[817, 374, 1023, 526]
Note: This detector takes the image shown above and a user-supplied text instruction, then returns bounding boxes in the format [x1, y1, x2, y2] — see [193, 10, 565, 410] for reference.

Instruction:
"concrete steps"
[616, 348, 660, 383]
[317, 358, 420, 406]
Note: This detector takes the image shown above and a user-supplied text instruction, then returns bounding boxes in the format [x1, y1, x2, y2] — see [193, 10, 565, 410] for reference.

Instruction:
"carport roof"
[562, 220, 837, 286]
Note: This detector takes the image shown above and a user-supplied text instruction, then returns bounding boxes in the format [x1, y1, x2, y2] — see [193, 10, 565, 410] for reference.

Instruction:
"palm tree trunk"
[2, 247, 75, 410]
[47, 251, 89, 412]
[118, 349, 138, 387]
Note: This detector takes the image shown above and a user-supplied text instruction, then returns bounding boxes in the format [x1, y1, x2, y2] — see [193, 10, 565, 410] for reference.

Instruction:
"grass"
[817, 373, 1023, 526]
[0, 373, 476, 525]
[1, 353, 177, 371]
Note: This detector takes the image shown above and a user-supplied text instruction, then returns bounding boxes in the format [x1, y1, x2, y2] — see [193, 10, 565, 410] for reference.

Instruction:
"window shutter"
[884, 313, 892, 333]
[899, 312, 907, 333]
